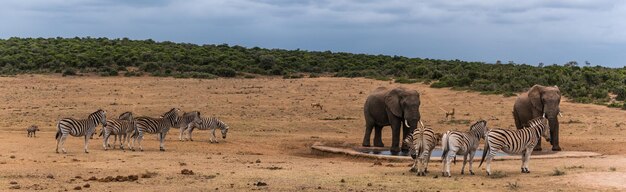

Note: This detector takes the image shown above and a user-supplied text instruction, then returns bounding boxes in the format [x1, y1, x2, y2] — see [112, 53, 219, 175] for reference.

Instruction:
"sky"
[1, 0, 625, 67]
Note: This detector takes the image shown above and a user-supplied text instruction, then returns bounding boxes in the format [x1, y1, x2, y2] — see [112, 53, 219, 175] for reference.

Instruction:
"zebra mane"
[119, 111, 133, 120]
[163, 108, 179, 117]
[469, 120, 487, 131]
[89, 109, 105, 118]
[526, 117, 548, 129]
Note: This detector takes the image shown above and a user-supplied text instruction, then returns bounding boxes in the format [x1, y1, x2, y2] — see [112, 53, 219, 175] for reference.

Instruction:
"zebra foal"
[102, 111, 135, 150]
[175, 111, 202, 141]
[479, 116, 550, 175]
[55, 109, 107, 153]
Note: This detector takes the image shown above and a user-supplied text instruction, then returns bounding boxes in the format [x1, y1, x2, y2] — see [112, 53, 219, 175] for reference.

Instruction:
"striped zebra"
[403, 121, 442, 176]
[102, 111, 135, 151]
[131, 108, 180, 151]
[440, 120, 488, 177]
[479, 116, 550, 175]
[185, 117, 229, 143]
[175, 111, 202, 141]
[55, 109, 107, 153]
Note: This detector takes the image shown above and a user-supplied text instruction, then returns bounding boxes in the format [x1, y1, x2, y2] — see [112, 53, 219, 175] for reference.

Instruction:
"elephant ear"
[528, 85, 544, 112]
[385, 88, 404, 117]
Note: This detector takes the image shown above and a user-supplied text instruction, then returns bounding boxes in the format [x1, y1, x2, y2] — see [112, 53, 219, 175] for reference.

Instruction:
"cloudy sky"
[1, 0, 625, 67]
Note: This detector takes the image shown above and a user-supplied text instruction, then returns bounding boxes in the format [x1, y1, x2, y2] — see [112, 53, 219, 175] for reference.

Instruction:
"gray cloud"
[0, 0, 624, 67]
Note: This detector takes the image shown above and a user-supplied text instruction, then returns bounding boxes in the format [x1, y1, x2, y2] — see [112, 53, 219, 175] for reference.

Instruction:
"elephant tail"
[479, 133, 490, 168]
[441, 131, 450, 160]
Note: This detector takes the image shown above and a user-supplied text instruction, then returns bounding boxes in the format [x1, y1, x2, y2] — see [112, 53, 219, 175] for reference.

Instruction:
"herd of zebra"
[404, 116, 550, 176]
[54, 108, 230, 154]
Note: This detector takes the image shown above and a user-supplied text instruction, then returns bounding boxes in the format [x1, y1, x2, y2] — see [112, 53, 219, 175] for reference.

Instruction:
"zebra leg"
[179, 126, 185, 141]
[59, 134, 68, 154]
[461, 153, 468, 175]
[419, 154, 427, 176]
[187, 127, 194, 141]
[424, 151, 432, 174]
[55, 134, 61, 153]
[84, 135, 90, 153]
[211, 129, 217, 143]
[485, 150, 495, 176]
[137, 131, 145, 151]
[159, 131, 168, 151]
[103, 132, 110, 150]
[120, 134, 126, 150]
[469, 151, 476, 175]
[522, 148, 533, 173]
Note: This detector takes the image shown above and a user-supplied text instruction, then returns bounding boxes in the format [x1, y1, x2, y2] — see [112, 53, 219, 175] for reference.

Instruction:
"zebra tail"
[55, 123, 61, 140]
[441, 131, 450, 160]
[479, 134, 490, 168]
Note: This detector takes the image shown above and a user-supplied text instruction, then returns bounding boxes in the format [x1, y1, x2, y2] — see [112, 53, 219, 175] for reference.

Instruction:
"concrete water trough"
[311, 143, 602, 162]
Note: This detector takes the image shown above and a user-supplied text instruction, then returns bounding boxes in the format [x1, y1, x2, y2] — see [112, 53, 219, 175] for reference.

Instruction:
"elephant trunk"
[548, 116, 559, 147]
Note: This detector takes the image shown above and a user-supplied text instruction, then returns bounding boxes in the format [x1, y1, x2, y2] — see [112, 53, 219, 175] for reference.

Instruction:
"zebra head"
[90, 109, 107, 127]
[469, 120, 488, 139]
[221, 124, 229, 139]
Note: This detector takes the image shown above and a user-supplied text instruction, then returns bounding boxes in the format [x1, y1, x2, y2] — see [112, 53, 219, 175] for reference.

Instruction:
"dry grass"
[0, 75, 625, 191]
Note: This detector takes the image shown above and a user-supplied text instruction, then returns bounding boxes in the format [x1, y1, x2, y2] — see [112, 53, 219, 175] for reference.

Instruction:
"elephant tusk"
[404, 120, 410, 128]
[543, 113, 546, 118]
[419, 121, 424, 128]
[559, 112, 563, 117]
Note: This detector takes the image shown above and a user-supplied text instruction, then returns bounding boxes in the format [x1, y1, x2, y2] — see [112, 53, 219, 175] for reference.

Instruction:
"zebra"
[479, 116, 550, 175]
[102, 111, 135, 150]
[185, 116, 229, 143]
[131, 108, 180, 151]
[175, 111, 202, 141]
[403, 121, 442, 176]
[27, 125, 40, 137]
[55, 109, 107, 153]
[440, 120, 488, 177]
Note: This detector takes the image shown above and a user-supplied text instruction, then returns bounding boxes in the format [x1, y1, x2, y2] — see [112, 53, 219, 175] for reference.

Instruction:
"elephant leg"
[373, 126, 384, 147]
[362, 122, 374, 147]
[390, 121, 402, 153]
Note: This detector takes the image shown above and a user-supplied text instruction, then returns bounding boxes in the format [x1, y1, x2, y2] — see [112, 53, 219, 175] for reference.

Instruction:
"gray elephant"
[363, 87, 421, 153]
[513, 85, 562, 151]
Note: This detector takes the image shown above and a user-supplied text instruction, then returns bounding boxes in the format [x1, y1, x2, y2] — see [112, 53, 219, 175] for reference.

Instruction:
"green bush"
[124, 71, 142, 77]
[283, 73, 304, 79]
[62, 68, 77, 76]
[1, 37, 626, 109]
[215, 67, 236, 77]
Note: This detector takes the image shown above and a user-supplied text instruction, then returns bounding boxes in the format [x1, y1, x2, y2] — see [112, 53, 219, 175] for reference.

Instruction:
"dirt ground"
[0, 75, 624, 191]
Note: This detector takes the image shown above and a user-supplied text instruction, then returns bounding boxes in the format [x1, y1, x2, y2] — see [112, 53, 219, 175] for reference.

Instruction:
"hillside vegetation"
[1, 37, 625, 107]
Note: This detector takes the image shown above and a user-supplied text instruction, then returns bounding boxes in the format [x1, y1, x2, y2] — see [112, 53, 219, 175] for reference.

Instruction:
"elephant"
[513, 85, 562, 151]
[362, 87, 421, 153]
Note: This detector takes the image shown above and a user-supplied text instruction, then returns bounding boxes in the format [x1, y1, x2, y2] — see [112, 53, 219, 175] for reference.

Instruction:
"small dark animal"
[311, 103, 323, 110]
[445, 108, 455, 120]
[27, 125, 40, 137]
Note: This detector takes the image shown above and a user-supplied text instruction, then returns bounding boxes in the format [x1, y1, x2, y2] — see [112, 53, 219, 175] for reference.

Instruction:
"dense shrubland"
[1, 37, 625, 107]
